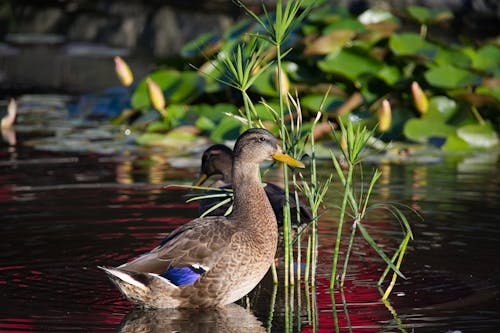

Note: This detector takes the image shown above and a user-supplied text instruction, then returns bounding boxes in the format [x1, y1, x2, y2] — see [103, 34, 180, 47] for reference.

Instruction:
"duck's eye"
[257, 137, 266, 143]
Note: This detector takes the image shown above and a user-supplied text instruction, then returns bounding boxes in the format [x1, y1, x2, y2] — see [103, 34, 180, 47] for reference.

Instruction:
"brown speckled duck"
[99, 128, 304, 308]
[194, 144, 312, 228]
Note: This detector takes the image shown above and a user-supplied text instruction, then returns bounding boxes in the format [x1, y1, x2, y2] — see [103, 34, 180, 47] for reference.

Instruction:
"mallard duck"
[194, 144, 312, 228]
[100, 128, 304, 308]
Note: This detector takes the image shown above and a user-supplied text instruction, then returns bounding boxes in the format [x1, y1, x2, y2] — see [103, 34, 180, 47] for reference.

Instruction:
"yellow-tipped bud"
[411, 81, 428, 114]
[146, 78, 166, 114]
[274, 67, 290, 98]
[114, 56, 134, 87]
[378, 99, 392, 132]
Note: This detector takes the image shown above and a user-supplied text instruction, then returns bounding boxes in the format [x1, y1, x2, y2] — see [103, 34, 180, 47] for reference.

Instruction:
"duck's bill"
[272, 152, 305, 168]
[193, 173, 209, 186]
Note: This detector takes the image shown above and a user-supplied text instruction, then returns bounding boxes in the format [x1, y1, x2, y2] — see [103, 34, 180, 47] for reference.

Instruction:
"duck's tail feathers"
[98, 266, 181, 308]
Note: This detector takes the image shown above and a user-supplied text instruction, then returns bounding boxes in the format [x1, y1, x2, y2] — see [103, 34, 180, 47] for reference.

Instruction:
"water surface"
[1, 133, 499, 332]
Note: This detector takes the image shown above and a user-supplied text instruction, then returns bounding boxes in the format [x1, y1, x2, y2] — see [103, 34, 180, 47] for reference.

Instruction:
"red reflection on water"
[301, 275, 392, 332]
[0, 318, 35, 331]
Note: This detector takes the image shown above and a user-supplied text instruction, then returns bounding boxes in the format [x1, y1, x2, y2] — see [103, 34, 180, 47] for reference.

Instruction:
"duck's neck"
[231, 159, 275, 228]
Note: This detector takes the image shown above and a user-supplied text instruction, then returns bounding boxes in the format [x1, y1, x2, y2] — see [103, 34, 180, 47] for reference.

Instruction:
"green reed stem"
[304, 235, 311, 283]
[330, 165, 353, 289]
[382, 232, 411, 300]
[340, 218, 358, 287]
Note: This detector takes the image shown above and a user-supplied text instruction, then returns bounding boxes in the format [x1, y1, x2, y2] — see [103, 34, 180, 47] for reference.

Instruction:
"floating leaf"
[441, 133, 470, 151]
[308, 5, 350, 24]
[132, 70, 205, 110]
[403, 118, 455, 143]
[304, 29, 356, 56]
[389, 33, 437, 58]
[434, 46, 471, 68]
[457, 123, 498, 148]
[467, 45, 500, 73]
[323, 19, 366, 33]
[318, 48, 383, 82]
[406, 6, 453, 25]
[425, 65, 481, 89]
[209, 117, 241, 142]
[251, 66, 278, 96]
[377, 65, 400, 85]
[301, 94, 345, 113]
[425, 96, 458, 121]
[358, 9, 397, 25]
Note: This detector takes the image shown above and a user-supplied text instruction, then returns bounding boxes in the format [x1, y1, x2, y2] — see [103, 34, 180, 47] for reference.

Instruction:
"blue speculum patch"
[161, 266, 204, 286]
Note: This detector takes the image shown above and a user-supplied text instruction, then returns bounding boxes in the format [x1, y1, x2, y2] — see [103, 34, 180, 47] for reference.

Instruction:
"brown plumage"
[99, 128, 304, 308]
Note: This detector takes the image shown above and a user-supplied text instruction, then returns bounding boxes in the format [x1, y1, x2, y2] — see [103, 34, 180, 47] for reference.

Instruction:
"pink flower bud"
[146, 78, 166, 113]
[114, 56, 134, 87]
[411, 81, 428, 114]
[378, 99, 392, 132]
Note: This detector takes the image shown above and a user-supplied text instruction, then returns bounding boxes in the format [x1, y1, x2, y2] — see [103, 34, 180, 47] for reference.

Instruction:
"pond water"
[1, 120, 499, 332]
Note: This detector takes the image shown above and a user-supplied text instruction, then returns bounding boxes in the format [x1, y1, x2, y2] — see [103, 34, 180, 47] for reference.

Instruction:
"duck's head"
[194, 144, 233, 186]
[233, 128, 305, 168]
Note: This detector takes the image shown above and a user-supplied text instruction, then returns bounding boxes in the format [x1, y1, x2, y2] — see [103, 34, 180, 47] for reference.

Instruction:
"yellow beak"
[193, 173, 209, 186]
[272, 146, 305, 168]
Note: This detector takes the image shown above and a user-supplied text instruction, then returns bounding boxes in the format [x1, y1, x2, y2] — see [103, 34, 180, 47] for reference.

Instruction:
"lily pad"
[131, 70, 205, 111]
[318, 48, 383, 82]
[434, 46, 471, 68]
[406, 6, 453, 25]
[389, 33, 437, 58]
[323, 19, 366, 34]
[467, 45, 500, 73]
[424, 96, 458, 121]
[424, 65, 481, 89]
[456, 123, 498, 148]
[358, 9, 398, 25]
[403, 118, 455, 143]
[304, 29, 357, 56]
[441, 133, 471, 151]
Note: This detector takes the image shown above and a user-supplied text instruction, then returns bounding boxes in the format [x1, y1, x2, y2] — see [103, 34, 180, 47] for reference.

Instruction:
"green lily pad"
[389, 33, 437, 58]
[424, 96, 458, 121]
[377, 65, 401, 85]
[441, 133, 471, 151]
[301, 94, 345, 113]
[468, 45, 500, 73]
[323, 19, 366, 33]
[434, 46, 471, 68]
[308, 5, 350, 24]
[425, 65, 481, 89]
[403, 117, 456, 143]
[406, 6, 453, 25]
[210, 117, 242, 142]
[251, 66, 278, 97]
[456, 123, 498, 148]
[318, 48, 383, 82]
[132, 70, 205, 110]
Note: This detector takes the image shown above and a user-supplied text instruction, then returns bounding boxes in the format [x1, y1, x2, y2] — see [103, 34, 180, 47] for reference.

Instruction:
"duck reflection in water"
[118, 303, 265, 333]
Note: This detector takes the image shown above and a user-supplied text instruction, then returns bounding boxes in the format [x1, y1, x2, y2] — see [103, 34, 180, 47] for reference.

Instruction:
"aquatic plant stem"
[340, 218, 358, 287]
[382, 232, 411, 300]
[330, 165, 353, 289]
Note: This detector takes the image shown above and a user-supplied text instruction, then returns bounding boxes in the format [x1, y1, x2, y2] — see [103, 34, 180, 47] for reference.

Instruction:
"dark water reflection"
[1, 138, 499, 332]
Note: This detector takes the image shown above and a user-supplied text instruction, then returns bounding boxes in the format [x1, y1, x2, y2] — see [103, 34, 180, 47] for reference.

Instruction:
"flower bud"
[114, 56, 134, 87]
[146, 78, 166, 113]
[274, 67, 290, 98]
[377, 99, 392, 132]
[411, 81, 428, 114]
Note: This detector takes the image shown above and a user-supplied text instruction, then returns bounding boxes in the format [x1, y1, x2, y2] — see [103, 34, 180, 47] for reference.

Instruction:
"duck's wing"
[117, 216, 235, 286]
